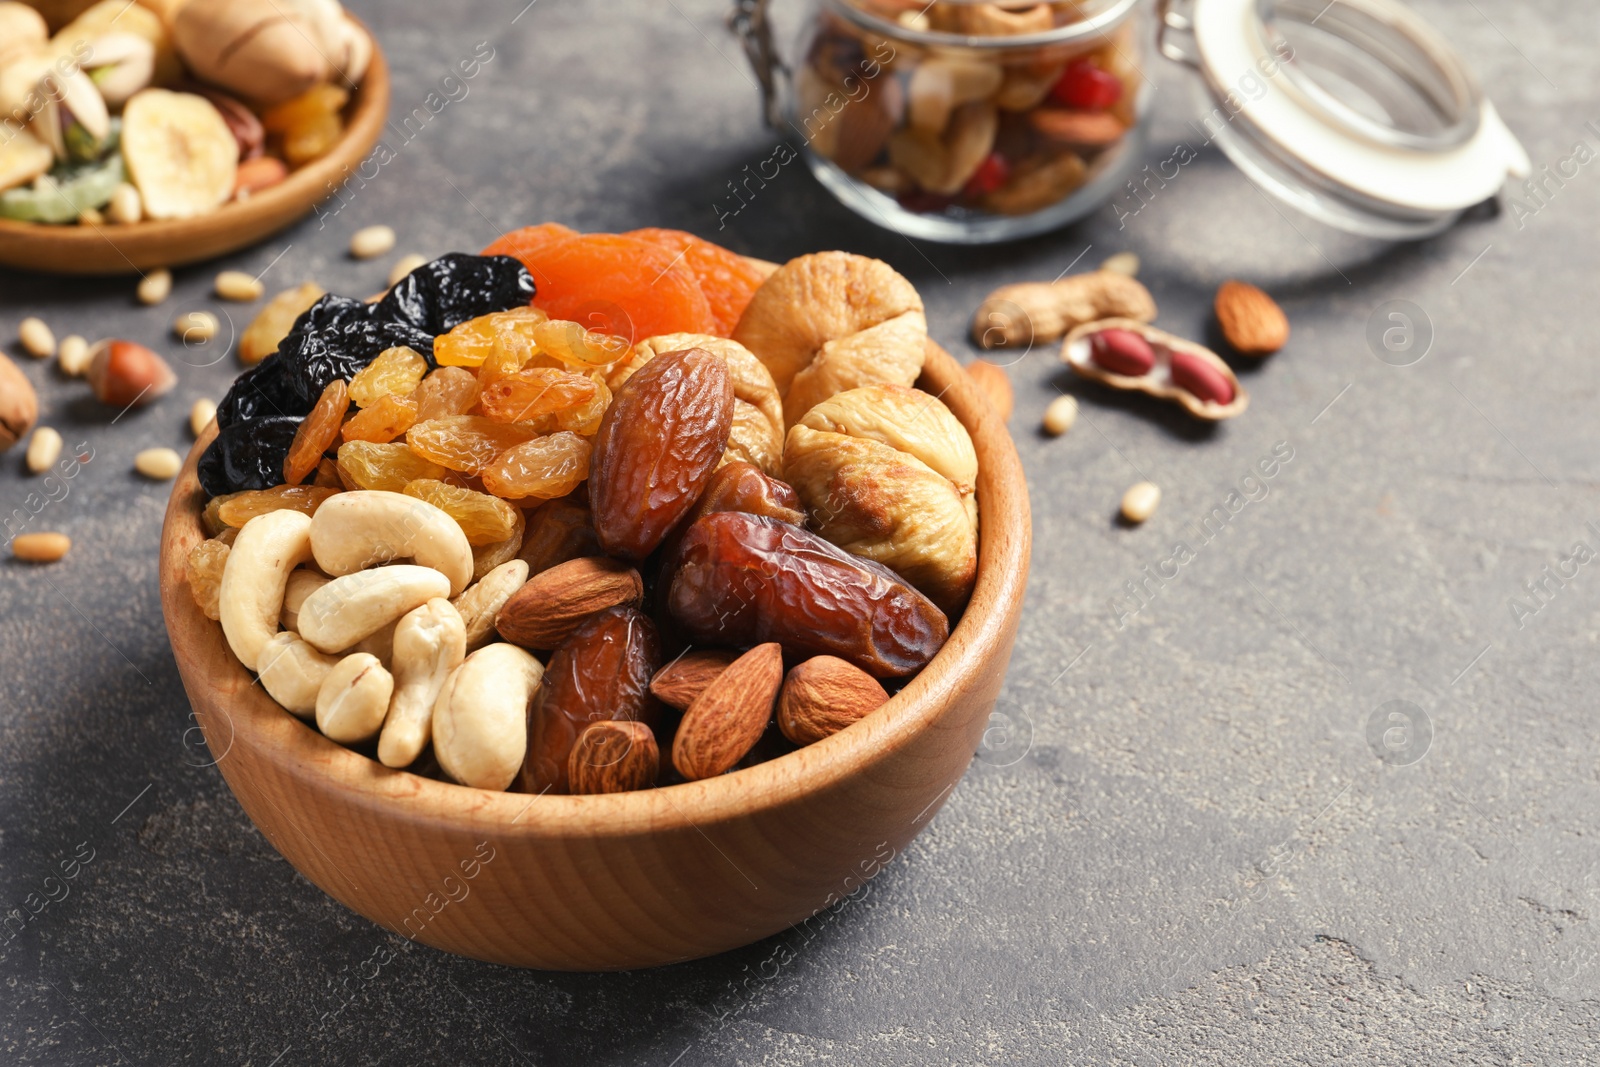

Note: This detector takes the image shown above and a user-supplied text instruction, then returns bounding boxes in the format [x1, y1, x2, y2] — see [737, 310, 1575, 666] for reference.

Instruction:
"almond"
[1215, 280, 1289, 356]
[964, 360, 1013, 421]
[495, 556, 643, 649]
[777, 656, 890, 746]
[672, 643, 782, 781]
[0, 351, 38, 451]
[568, 720, 659, 795]
[86, 339, 176, 407]
[649, 649, 740, 711]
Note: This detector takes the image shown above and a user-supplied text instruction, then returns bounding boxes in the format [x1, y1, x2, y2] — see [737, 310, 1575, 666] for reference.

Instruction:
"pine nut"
[190, 398, 217, 437]
[1101, 252, 1139, 277]
[57, 334, 89, 376]
[215, 270, 264, 301]
[137, 268, 172, 306]
[387, 253, 427, 286]
[18, 317, 54, 359]
[350, 225, 396, 259]
[174, 310, 219, 343]
[1121, 481, 1161, 524]
[134, 447, 183, 480]
[107, 182, 142, 224]
[1042, 395, 1078, 436]
[12, 532, 70, 562]
[25, 426, 62, 473]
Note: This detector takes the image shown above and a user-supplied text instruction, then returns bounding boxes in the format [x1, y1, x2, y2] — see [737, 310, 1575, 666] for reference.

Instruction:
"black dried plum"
[197, 415, 302, 496]
[278, 296, 436, 407]
[377, 253, 535, 334]
[216, 354, 301, 428]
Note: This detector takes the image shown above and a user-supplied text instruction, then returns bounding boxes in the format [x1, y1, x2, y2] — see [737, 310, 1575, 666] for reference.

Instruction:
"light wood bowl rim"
[0, 27, 391, 276]
[160, 340, 1030, 838]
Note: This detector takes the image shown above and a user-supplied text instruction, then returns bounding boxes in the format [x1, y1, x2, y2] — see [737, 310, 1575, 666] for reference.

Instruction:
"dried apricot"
[481, 432, 592, 501]
[337, 440, 447, 491]
[403, 478, 520, 545]
[216, 485, 339, 527]
[626, 228, 768, 336]
[348, 346, 427, 406]
[414, 366, 482, 420]
[531, 318, 631, 369]
[283, 378, 349, 485]
[261, 85, 348, 132]
[187, 538, 230, 620]
[434, 307, 546, 368]
[481, 222, 579, 275]
[407, 415, 539, 473]
[341, 392, 418, 443]
[526, 234, 717, 343]
[479, 367, 599, 423]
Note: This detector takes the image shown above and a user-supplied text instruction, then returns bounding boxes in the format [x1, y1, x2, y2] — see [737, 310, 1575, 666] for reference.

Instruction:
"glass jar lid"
[1160, 0, 1530, 238]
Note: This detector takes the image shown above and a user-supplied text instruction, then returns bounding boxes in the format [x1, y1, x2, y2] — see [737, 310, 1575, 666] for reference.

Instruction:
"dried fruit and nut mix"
[186, 227, 982, 795]
[0, 0, 372, 225]
[798, 0, 1143, 220]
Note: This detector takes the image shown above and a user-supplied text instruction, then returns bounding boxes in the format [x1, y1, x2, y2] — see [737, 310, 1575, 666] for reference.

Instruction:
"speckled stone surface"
[2, 0, 1597, 1063]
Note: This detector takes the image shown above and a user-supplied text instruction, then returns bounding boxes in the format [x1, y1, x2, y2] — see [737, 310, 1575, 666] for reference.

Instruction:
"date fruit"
[687, 461, 805, 527]
[590, 347, 733, 561]
[520, 604, 663, 795]
[666, 512, 949, 678]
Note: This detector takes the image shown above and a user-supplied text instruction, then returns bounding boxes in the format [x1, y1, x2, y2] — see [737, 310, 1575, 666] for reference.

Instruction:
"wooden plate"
[0, 37, 391, 276]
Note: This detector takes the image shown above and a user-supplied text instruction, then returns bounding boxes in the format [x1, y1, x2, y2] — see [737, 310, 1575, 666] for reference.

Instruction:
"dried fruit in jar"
[336, 440, 447, 492]
[666, 512, 949, 679]
[480, 431, 592, 502]
[403, 478, 520, 546]
[478, 366, 599, 423]
[377, 253, 537, 336]
[347, 346, 427, 406]
[414, 366, 483, 420]
[282, 378, 349, 485]
[407, 415, 539, 473]
[186, 538, 230, 620]
[625, 228, 769, 337]
[433, 306, 547, 368]
[520, 604, 663, 795]
[589, 347, 733, 561]
[216, 484, 339, 527]
[524, 233, 717, 342]
[197, 414, 300, 496]
[339, 392, 418, 443]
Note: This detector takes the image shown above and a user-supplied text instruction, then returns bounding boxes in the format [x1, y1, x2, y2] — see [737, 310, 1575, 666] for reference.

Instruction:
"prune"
[197, 415, 302, 496]
[589, 347, 733, 561]
[377, 253, 535, 335]
[519, 605, 662, 795]
[216, 353, 300, 428]
[278, 296, 436, 409]
[666, 512, 949, 678]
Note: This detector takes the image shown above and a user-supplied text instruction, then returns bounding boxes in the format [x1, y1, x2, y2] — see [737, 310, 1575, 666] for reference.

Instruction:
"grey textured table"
[2, 1, 1597, 1063]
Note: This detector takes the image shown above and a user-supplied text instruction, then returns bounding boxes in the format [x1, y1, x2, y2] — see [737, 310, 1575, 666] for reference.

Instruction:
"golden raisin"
[532, 318, 631, 369]
[216, 485, 340, 527]
[434, 307, 547, 368]
[479, 367, 599, 424]
[336, 440, 448, 491]
[403, 478, 521, 545]
[415, 366, 483, 420]
[478, 329, 536, 388]
[283, 378, 349, 485]
[313, 457, 343, 488]
[341, 392, 419, 444]
[348, 346, 428, 406]
[407, 416, 539, 473]
[261, 84, 349, 132]
[202, 493, 235, 536]
[481, 432, 592, 501]
[186, 538, 230, 621]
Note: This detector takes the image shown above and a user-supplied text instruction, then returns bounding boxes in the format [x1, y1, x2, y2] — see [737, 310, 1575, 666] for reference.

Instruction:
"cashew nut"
[309, 490, 473, 595]
[353, 618, 397, 666]
[433, 643, 543, 791]
[451, 559, 529, 652]
[219, 509, 314, 671]
[316, 652, 394, 744]
[377, 598, 466, 768]
[256, 632, 340, 718]
[280, 568, 330, 633]
[297, 565, 452, 654]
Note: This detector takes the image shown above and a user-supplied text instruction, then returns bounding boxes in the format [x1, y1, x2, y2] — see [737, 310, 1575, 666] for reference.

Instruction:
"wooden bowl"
[157, 342, 1032, 970]
[0, 41, 390, 275]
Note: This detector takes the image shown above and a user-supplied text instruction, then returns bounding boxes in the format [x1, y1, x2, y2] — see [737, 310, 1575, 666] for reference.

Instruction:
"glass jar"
[775, 0, 1151, 243]
[731, 0, 1529, 244]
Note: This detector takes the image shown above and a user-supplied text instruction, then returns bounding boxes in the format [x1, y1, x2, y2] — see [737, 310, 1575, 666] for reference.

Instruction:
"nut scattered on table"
[972, 270, 1156, 350]
[25, 427, 62, 473]
[1121, 481, 1160, 524]
[0, 352, 38, 450]
[1215, 279, 1290, 356]
[135, 447, 182, 480]
[12, 532, 70, 562]
[137, 269, 172, 306]
[190, 398, 217, 437]
[1100, 251, 1139, 276]
[214, 270, 264, 302]
[1042, 394, 1078, 436]
[87, 339, 176, 407]
[57, 335, 90, 376]
[174, 310, 219, 343]
[350, 225, 396, 259]
[18, 317, 54, 359]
